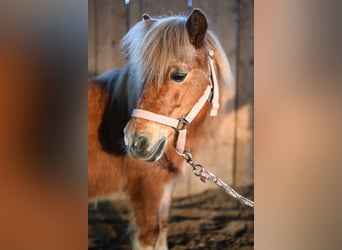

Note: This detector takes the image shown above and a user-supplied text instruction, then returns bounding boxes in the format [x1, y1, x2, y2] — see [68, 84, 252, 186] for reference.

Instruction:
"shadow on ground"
[89, 186, 254, 250]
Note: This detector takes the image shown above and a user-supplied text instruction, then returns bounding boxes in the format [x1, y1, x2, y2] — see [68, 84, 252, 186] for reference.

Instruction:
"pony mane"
[121, 14, 233, 88]
[121, 16, 195, 85]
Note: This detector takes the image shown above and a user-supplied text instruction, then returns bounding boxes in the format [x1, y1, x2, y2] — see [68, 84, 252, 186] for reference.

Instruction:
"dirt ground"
[88, 186, 254, 250]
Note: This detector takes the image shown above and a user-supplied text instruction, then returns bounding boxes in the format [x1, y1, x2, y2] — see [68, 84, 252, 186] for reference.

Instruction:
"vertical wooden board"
[234, 0, 254, 187]
[95, 0, 127, 75]
[88, 0, 96, 77]
[129, 0, 143, 28]
[129, 0, 188, 33]
[140, 0, 188, 17]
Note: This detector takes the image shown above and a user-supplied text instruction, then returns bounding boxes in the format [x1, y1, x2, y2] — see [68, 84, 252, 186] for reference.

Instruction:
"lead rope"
[182, 151, 254, 208]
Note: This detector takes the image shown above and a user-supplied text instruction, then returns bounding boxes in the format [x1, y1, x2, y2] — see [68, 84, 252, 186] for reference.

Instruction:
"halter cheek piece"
[131, 49, 219, 155]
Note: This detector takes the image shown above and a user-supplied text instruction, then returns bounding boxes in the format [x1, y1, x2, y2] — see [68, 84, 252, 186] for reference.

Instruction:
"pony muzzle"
[124, 124, 167, 162]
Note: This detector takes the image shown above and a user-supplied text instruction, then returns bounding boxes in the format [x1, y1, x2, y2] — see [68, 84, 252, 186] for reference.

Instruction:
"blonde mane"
[121, 14, 233, 87]
[122, 16, 194, 85]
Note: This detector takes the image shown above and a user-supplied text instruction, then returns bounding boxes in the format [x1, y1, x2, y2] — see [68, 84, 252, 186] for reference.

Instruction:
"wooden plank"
[129, 0, 143, 28]
[129, 0, 188, 32]
[95, 0, 127, 75]
[88, 0, 96, 77]
[140, 0, 188, 17]
[233, 0, 254, 187]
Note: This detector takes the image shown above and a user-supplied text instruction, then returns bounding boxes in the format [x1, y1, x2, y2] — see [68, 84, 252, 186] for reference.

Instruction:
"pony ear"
[142, 13, 152, 20]
[186, 9, 208, 48]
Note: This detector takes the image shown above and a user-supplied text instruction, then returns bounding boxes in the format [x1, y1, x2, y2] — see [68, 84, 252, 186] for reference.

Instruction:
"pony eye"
[170, 69, 188, 83]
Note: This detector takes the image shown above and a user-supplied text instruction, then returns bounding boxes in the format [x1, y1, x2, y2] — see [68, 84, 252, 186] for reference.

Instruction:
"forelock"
[122, 16, 196, 85]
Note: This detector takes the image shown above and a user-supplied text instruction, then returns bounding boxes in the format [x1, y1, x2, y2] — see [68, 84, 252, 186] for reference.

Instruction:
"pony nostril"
[132, 135, 149, 153]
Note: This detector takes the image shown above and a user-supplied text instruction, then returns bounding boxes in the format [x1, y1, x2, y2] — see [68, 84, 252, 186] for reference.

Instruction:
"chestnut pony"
[88, 9, 233, 250]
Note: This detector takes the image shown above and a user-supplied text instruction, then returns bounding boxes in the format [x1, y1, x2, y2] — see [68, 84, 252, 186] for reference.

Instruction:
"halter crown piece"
[131, 49, 219, 154]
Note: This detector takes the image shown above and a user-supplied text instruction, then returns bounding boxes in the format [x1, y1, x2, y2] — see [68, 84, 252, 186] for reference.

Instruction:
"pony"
[88, 9, 233, 250]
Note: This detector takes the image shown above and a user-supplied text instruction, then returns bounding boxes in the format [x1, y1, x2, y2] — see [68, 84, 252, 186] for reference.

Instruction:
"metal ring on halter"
[176, 116, 190, 132]
[182, 151, 193, 162]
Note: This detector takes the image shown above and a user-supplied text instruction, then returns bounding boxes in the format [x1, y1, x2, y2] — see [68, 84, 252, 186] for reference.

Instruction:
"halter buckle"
[176, 116, 190, 131]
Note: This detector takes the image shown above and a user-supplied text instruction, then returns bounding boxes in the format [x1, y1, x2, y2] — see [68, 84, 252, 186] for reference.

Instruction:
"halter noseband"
[131, 49, 219, 155]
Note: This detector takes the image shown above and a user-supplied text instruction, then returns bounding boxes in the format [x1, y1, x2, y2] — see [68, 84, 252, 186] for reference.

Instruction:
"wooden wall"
[88, 0, 254, 196]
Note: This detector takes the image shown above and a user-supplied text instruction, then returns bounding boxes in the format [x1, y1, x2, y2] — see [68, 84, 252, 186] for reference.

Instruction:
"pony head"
[123, 9, 232, 163]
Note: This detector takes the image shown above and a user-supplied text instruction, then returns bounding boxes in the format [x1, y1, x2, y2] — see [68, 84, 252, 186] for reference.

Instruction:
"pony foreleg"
[155, 179, 175, 250]
[127, 171, 175, 250]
